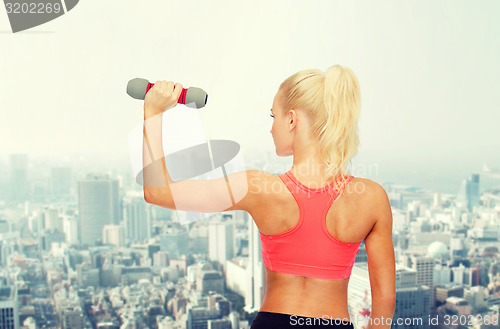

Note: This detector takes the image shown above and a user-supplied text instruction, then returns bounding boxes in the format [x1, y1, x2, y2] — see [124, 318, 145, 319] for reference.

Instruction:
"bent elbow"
[143, 189, 175, 209]
[144, 189, 155, 205]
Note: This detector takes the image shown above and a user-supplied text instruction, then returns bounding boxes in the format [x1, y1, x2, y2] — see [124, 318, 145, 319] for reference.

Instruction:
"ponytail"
[279, 65, 361, 196]
[319, 65, 361, 195]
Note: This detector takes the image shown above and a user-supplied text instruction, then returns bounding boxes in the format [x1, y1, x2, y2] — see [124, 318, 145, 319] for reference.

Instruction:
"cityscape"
[1, 152, 500, 329]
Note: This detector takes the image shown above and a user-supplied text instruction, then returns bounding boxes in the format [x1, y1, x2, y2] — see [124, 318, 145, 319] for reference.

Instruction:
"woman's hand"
[144, 80, 183, 118]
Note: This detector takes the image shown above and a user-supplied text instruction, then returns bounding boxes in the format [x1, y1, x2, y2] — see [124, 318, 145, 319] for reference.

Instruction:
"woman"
[142, 65, 396, 329]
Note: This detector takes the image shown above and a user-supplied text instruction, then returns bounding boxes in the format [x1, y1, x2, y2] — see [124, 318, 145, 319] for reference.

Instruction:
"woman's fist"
[144, 80, 183, 117]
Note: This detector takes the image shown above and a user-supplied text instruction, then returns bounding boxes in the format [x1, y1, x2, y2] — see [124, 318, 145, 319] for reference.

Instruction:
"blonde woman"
[142, 65, 396, 329]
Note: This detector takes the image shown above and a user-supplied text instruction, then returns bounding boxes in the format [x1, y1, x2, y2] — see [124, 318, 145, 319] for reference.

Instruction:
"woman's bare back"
[248, 173, 378, 319]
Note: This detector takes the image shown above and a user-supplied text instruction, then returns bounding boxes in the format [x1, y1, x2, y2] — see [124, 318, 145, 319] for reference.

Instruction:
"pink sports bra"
[259, 170, 362, 280]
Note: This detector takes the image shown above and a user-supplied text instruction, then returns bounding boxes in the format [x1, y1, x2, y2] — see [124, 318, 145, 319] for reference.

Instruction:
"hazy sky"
[1, 0, 499, 192]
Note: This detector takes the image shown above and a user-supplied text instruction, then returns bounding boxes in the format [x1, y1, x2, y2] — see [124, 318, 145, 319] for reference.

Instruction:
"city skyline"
[0, 154, 498, 328]
[1, 149, 499, 196]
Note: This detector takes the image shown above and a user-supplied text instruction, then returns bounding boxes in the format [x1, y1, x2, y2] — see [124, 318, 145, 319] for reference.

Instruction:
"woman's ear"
[287, 109, 293, 123]
[288, 109, 297, 131]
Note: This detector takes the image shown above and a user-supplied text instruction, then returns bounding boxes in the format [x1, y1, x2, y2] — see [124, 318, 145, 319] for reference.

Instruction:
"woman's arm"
[364, 183, 396, 329]
[142, 80, 262, 213]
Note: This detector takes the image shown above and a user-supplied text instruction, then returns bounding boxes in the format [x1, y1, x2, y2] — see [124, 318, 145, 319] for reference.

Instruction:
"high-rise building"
[123, 193, 151, 243]
[63, 216, 79, 245]
[187, 307, 223, 329]
[208, 216, 235, 269]
[225, 257, 248, 297]
[42, 206, 62, 231]
[244, 212, 266, 313]
[349, 264, 431, 329]
[450, 235, 467, 259]
[197, 270, 224, 295]
[451, 263, 471, 285]
[456, 173, 480, 211]
[9, 153, 28, 204]
[102, 225, 124, 247]
[78, 173, 120, 246]
[62, 306, 83, 329]
[468, 174, 480, 211]
[76, 264, 100, 287]
[393, 266, 431, 329]
[0, 220, 9, 234]
[402, 254, 435, 308]
[0, 239, 16, 267]
[402, 255, 435, 287]
[153, 251, 170, 267]
[434, 263, 452, 285]
[0, 286, 19, 329]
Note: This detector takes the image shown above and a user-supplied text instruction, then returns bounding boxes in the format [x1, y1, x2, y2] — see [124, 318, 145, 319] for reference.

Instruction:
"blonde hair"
[279, 65, 361, 195]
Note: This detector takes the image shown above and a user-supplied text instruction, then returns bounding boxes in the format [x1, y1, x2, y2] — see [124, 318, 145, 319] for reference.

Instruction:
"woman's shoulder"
[346, 177, 388, 200]
[348, 176, 390, 212]
[348, 176, 384, 190]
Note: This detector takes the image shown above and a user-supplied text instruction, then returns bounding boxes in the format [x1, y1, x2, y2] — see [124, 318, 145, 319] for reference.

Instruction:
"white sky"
[1, 0, 499, 189]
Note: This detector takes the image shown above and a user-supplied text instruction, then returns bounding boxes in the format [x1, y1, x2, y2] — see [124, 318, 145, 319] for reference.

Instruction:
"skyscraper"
[393, 267, 432, 329]
[403, 254, 436, 309]
[208, 215, 235, 269]
[456, 173, 480, 212]
[9, 153, 28, 204]
[244, 212, 266, 313]
[123, 192, 151, 243]
[0, 286, 19, 329]
[42, 206, 62, 231]
[78, 173, 120, 246]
